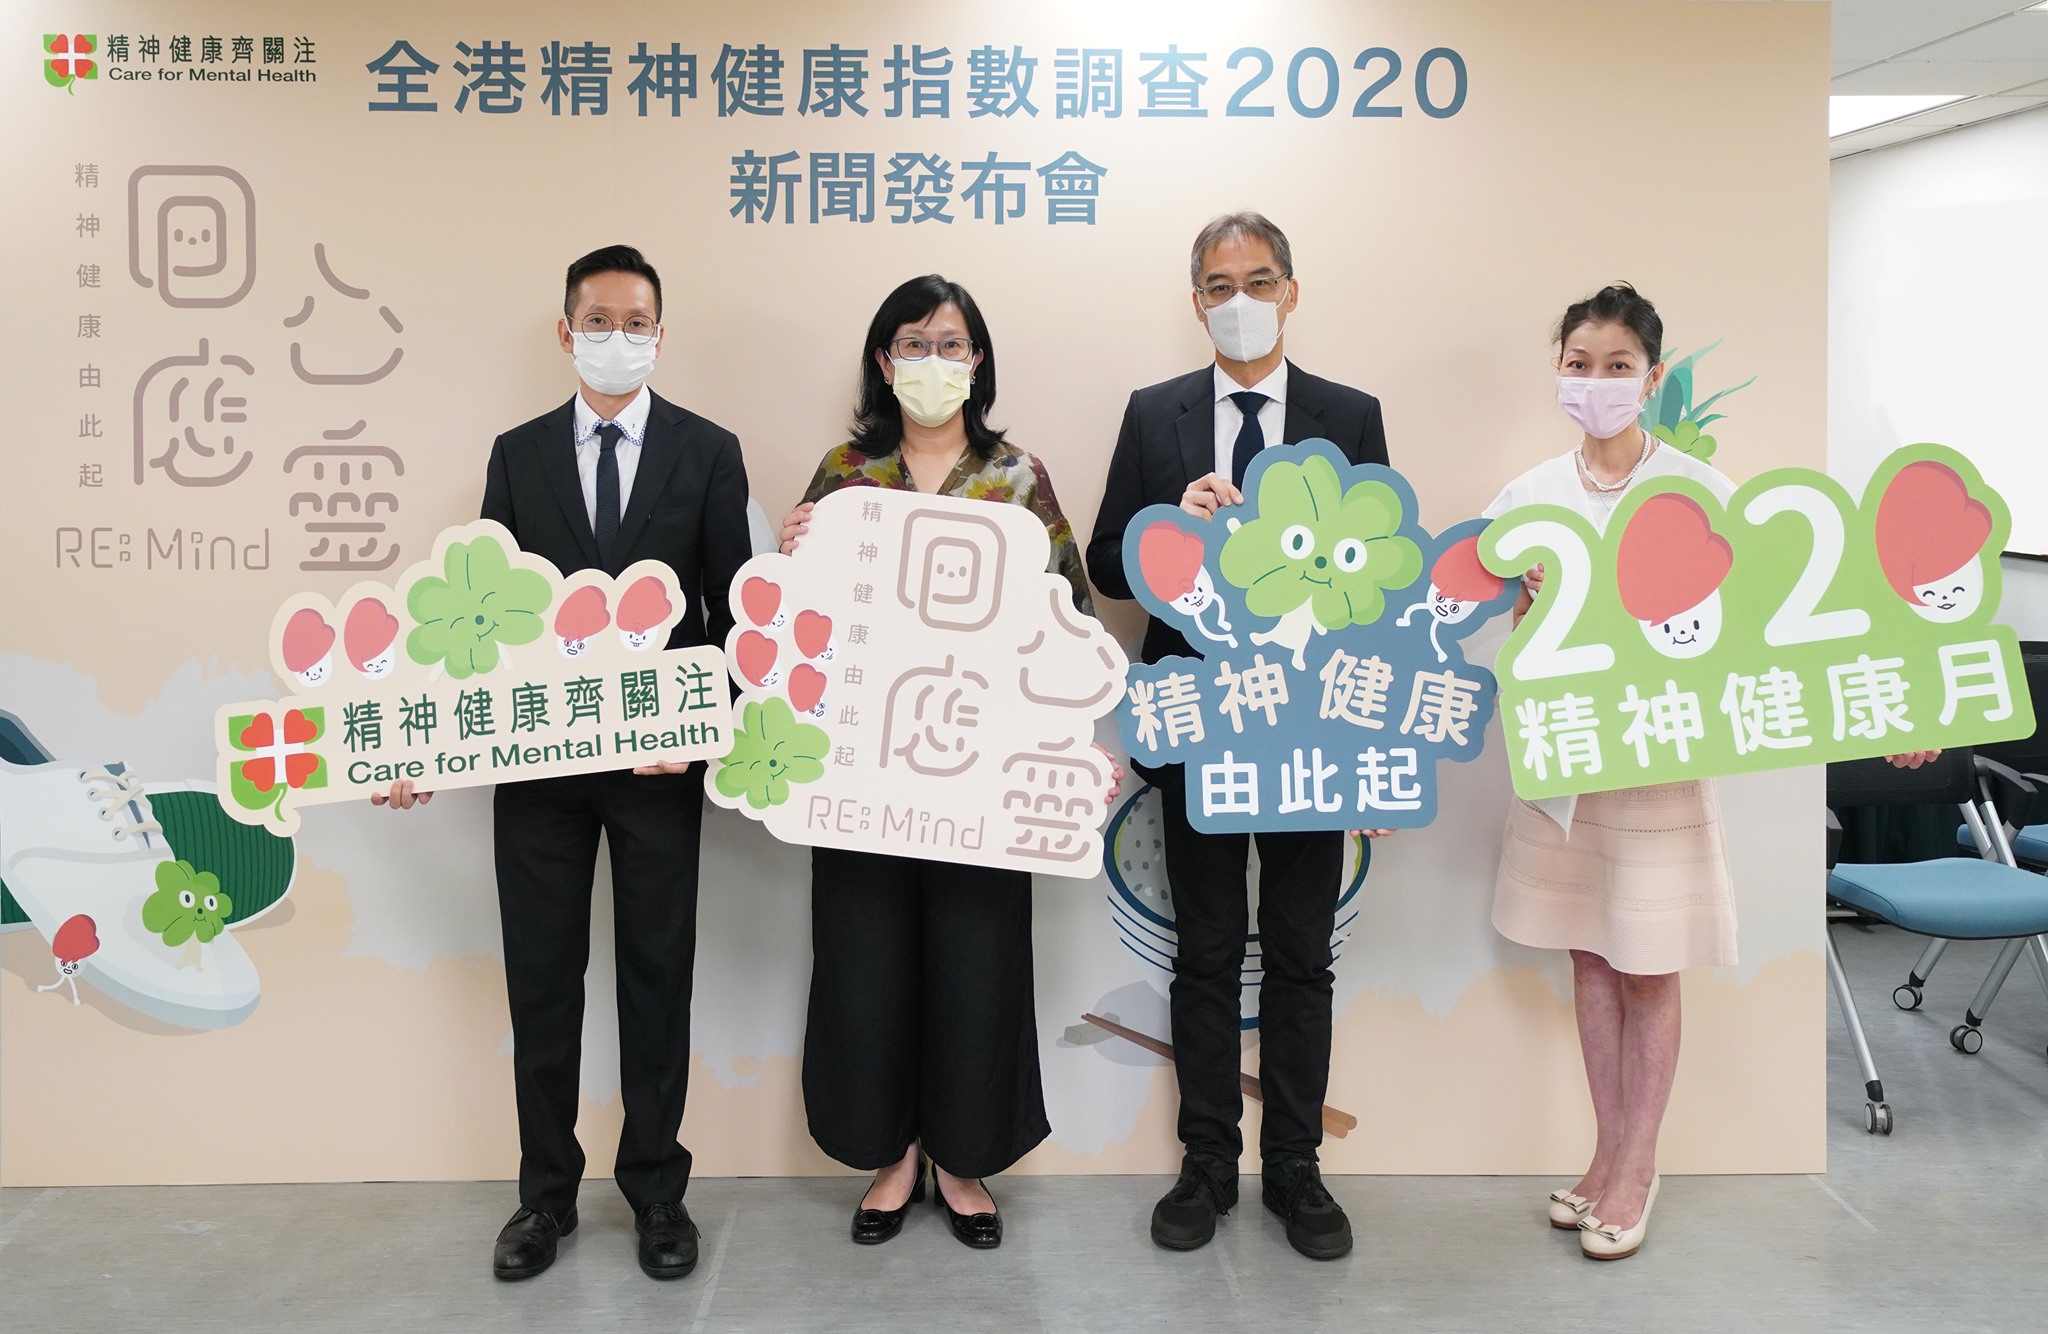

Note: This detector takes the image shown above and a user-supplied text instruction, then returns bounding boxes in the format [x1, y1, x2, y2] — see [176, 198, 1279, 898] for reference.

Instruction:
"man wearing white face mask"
[373, 245, 752, 1284]
[1085, 213, 1388, 1262]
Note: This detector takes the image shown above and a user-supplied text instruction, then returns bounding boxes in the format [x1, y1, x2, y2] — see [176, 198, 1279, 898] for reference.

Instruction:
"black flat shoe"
[635, 1201, 700, 1280]
[933, 1171, 1002, 1249]
[852, 1154, 928, 1245]
[493, 1205, 576, 1281]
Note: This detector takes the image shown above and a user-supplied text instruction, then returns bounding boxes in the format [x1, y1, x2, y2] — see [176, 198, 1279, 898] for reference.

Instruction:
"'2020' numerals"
[1224, 47, 1468, 119]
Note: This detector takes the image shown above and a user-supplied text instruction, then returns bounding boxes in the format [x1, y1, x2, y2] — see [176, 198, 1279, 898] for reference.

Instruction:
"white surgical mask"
[1203, 289, 1285, 363]
[1556, 374, 1646, 440]
[890, 355, 974, 428]
[571, 330, 659, 396]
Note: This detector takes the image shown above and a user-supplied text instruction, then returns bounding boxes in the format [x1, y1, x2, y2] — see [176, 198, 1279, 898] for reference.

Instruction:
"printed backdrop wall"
[0, 0, 1830, 1184]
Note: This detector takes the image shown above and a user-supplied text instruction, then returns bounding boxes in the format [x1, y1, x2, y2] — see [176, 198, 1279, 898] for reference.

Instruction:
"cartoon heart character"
[554, 585, 611, 658]
[736, 630, 781, 688]
[1139, 521, 1236, 648]
[1395, 536, 1506, 662]
[281, 607, 336, 688]
[35, 914, 99, 1006]
[1616, 493, 1732, 659]
[618, 575, 674, 650]
[794, 609, 835, 662]
[741, 576, 785, 629]
[1876, 460, 1993, 624]
[788, 663, 828, 717]
[344, 598, 401, 679]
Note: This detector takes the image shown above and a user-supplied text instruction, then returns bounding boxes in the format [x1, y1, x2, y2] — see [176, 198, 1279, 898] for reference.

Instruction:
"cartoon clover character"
[714, 696, 829, 809]
[141, 860, 233, 947]
[1138, 521, 1237, 648]
[344, 598, 400, 679]
[35, 915, 100, 1006]
[405, 534, 552, 678]
[1218, 455, 1423, 669]
[1875, 459, 1993, 624]
[281, 607, 336, 688]
[1615, 493, 1733, 659]
[1396, 536, 1506, 663]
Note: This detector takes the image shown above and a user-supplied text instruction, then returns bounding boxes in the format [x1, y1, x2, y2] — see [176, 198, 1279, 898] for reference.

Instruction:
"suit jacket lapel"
[1281, 361, 1326, 446]
[542, 399, 602, 568]
[613, 393, 683, 565]
[1172, 370, 1217, 489]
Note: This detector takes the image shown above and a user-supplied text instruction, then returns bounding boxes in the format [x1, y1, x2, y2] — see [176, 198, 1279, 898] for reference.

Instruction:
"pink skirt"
[1493, 780, 1737, 975]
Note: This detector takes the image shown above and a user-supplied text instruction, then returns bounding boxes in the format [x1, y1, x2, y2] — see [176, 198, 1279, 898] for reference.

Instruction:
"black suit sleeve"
[1361, 396, 1390, 467]
[699, 428, 752, 651]
[480, 433, 517, 535]
[1085, 392, 1147, 602]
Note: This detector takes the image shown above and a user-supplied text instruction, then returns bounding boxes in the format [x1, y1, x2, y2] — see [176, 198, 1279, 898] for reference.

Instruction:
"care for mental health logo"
[44, 33, 98, 91]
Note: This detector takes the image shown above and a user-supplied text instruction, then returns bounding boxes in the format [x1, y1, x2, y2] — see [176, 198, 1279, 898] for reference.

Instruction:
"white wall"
[1830, 105, 2048, 590]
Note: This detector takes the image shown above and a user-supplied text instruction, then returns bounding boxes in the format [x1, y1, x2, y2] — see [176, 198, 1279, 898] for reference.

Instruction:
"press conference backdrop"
[0, 0, 1830, 1186]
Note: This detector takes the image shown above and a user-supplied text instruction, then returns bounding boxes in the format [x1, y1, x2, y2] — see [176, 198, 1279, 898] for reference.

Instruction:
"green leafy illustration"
[1641, 340, 1755, 458]
[141, 860, 233, 947]
[1218, 455, 1423, 628]
[715, 697, 829, 810]
[405, 535, 552, 678]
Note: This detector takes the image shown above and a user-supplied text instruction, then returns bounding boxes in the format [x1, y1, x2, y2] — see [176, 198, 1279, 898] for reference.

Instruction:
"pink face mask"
[1556, 375, 1646, 440]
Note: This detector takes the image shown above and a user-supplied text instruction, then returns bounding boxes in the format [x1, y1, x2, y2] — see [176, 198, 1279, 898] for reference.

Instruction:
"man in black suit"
[1086, 213, 1388, 1262]
[378, 245, 750, 1282]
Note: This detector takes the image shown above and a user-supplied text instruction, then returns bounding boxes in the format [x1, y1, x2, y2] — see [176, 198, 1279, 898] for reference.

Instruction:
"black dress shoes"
[635, 1201, 701, 1280]
[933, 1172, 1002, 1249]
[852, 1155, 928, 1245]
[493, 1205, 576, 1281]
[1262, 1158, 1353, 1260]
[1150, 1159, 1237, 1251]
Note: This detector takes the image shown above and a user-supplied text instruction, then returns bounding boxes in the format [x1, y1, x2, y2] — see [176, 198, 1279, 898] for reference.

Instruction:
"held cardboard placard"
[707, 486, 1129, 876]
[1479, 444, 2036, 799]
[1116, 441, 1519, 832]
[212, 520, 733, 834]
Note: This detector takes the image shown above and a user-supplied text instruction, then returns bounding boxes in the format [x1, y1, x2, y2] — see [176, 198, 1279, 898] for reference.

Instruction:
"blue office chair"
[1939, 776, 2048, 1056]
[1825, 749, 2047, 1134]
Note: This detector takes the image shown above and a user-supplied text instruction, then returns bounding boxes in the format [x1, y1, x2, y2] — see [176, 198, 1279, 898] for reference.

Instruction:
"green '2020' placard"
[1478, 444, 2035, 799]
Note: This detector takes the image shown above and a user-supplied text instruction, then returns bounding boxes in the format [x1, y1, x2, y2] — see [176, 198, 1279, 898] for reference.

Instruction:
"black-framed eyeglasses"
[1196, 275, 1292, 308]
[890, 336, 976, 363]
[574, 313, 660, 344]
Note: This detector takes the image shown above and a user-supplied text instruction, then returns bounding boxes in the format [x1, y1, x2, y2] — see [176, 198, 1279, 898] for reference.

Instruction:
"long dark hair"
[849, 274, 1007, 460]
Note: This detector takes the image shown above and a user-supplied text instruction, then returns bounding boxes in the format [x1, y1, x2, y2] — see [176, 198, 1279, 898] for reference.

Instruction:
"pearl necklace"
[1576, 430, 1654, 500]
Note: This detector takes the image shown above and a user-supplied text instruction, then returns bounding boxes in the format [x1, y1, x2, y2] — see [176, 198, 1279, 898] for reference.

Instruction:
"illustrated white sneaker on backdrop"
[0, 757, 260, 1029]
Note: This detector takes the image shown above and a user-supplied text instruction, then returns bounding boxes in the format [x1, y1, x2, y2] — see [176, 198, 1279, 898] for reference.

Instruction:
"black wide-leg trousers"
[494, 769, 703, 1217]
[1152, 764, 1350, 1173]
[803, 846, 1050, 1178]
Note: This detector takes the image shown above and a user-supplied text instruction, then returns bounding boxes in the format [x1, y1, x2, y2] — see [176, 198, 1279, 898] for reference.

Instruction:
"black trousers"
[494, 769, 703, 1216]
[1153, 764, 1349, 1171]
[803, 847, 1050, 1179]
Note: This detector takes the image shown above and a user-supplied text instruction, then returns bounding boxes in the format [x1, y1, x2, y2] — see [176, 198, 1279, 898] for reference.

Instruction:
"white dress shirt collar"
[1212, 359, 1288, 407]
[572, 384, 652, 446]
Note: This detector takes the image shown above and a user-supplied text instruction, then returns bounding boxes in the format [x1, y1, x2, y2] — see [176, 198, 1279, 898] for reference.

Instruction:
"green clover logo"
[1219, 455, 1422, 628]
[715, 697, 829, 810]
[405, 535, 551, 678]
[141, 860, 233, 946]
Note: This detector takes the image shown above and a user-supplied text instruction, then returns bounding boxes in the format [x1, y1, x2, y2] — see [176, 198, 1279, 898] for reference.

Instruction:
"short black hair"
[849, 275, 1008, 461]
[563, 244, 662, 321]
[1555, 282, 1662, 366]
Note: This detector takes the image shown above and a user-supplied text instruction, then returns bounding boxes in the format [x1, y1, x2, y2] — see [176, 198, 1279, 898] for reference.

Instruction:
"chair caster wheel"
[1893, 985, 1923, 1011]
[1863, 1102, 1893, 1135]
[1950, 1024, 1983, 1055]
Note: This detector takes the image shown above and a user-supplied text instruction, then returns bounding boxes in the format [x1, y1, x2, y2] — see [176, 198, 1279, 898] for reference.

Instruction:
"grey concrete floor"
[6, 921, 2048, 1333]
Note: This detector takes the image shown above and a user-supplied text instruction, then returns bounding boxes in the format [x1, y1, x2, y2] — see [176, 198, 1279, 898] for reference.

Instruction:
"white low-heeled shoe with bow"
[1547, 1188, 1597, 1230]
[1578, 1174, 1660, 1260]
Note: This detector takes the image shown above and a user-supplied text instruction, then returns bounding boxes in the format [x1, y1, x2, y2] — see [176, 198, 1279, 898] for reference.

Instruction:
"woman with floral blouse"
[777, 274, 1115, 1251]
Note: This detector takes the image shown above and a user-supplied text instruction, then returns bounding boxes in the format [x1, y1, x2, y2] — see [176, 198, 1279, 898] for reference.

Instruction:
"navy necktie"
[1228, 390, 1270, 489]
[594, 421, 622, 566]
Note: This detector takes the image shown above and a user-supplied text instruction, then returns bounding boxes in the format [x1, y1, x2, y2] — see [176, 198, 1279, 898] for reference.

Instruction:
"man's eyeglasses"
[574, 314, 660, 344]
[889, 336, 976, 363]
[1196, 275, 1292, 308]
